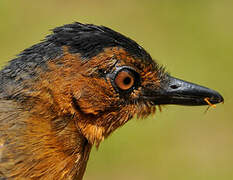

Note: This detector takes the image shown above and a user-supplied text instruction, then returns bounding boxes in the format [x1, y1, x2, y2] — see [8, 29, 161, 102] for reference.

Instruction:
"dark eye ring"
[115, 70, 135, 90]
[108, 67, 140, 93]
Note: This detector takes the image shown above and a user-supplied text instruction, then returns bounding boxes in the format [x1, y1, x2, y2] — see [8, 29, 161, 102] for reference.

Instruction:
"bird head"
[9, 22, 223, 147]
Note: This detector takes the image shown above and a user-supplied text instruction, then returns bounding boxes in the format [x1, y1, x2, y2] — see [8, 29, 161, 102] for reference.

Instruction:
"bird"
[0, 22, 223, 180]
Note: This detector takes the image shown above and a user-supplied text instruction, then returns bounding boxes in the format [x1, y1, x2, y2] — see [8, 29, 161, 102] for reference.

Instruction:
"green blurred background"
[0, 0, 232, 179]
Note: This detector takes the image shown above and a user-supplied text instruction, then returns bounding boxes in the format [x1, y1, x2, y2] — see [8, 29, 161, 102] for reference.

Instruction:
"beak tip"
[218, 94, 224, 103]
[210, 91, 224, 104]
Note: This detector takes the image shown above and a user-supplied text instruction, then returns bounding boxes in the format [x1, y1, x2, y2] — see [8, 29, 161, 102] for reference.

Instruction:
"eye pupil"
[123, 77, 131, 85]
[114, 70, 135, 91]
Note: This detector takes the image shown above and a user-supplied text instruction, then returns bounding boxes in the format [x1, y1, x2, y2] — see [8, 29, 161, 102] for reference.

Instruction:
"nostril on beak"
[170, 84, 180, 89]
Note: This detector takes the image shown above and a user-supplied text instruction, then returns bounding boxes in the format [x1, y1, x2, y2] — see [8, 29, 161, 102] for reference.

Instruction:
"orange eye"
[115, 71, 135, 90]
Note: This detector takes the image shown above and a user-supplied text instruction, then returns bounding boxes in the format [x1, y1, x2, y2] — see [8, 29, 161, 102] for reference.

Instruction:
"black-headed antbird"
[0, 22, 223, 179]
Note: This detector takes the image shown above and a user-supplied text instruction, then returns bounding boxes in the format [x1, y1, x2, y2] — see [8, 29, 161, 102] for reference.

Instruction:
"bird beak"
[144, 75, 224, 106]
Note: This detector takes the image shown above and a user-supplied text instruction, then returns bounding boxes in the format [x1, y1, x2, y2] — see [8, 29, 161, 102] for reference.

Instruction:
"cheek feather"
[73, 77, 118, 115]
